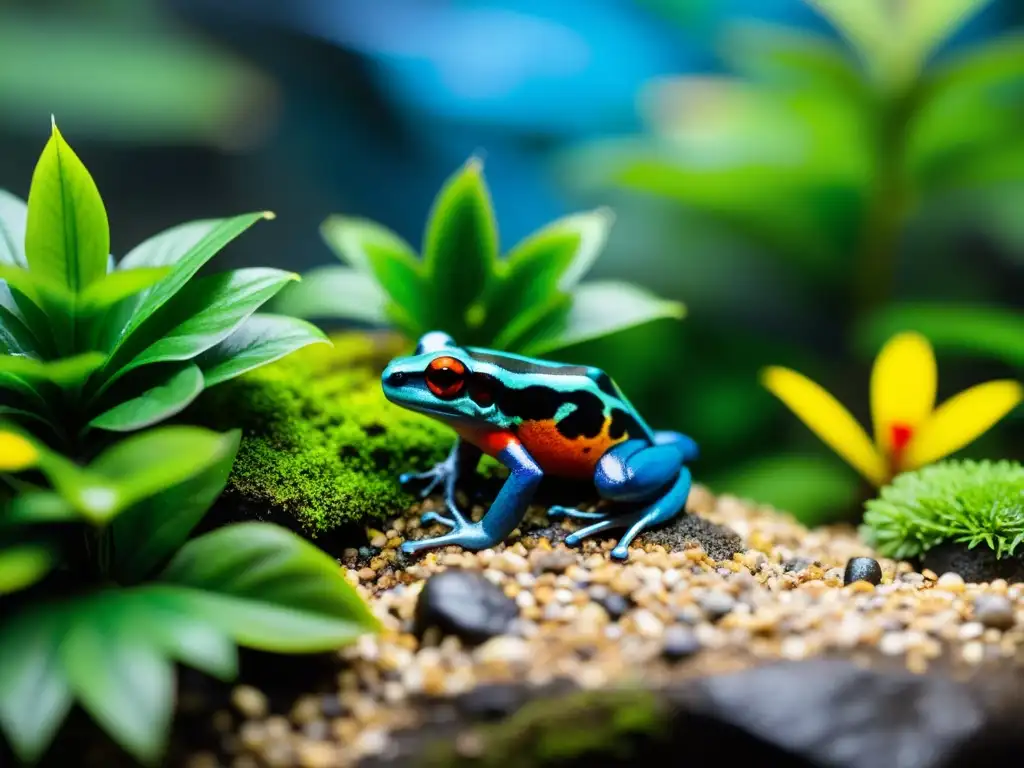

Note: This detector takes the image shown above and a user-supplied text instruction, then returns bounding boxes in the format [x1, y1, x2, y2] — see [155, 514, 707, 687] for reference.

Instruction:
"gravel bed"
[163, 485, 1024, 767]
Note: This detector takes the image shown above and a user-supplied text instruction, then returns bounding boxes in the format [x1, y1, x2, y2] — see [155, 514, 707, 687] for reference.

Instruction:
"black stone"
[594, 592, 630, 620]
[662, 625, 701, 661]
[843, 557, 882, 586]
[921, 542, 1024, 584]
[413, 569, 519, 645]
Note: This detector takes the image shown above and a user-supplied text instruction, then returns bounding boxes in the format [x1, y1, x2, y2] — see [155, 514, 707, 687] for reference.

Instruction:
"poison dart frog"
[381, 331, 699, 560]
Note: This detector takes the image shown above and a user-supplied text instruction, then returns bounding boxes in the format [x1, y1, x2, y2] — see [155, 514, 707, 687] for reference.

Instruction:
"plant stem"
[852, 90, 916, 317]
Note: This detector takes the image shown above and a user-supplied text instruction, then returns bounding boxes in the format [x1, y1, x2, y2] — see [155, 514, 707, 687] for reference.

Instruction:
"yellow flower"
[0, 429, 40, 472]
[761, 332, 1023, 486]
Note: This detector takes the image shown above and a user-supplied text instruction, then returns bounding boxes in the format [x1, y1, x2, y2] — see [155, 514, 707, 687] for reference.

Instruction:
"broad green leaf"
[123, 589, 238, 681]
[2, 283, 57, 358]
[112, 212, 272, 355]
[89, 363, 205, 432]
[0, 606, 73, 763]
[157, 522, 378, 651]
[523, 281, 685, 356]
[422, 158, 497, 329]
[855, 303, 1024, 367]
[321, 216, 428, 329]
[27, 453, 126, 525]
[922, 32, 1024, 103]
[4, 491, 79, 527]
[706, 453, 862, 525]
[273, 265, 388, 325]
[75, 267, 171, 314]
[901, 0, 994, 68]
[0, 351, 105, 387]
[720, 22, 868, 99]
[197, 314, 328, 388]
[0, 543, 55, 595]
[60, 593, 175, 765]
[0, 189, 28, 267]
[24, 120, 109, 292]
[492, 293, 572, 353]
[0, 373, 53, 420]
[0, 264, 73, 310]
[107, 268, 298, 390]
[0, 303, 40, 357]
[804, 0, 889, 71]
[110, 429, 240, 583]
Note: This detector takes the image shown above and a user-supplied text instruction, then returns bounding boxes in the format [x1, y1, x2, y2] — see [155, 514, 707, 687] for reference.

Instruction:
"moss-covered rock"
[190, 332, 452, 534]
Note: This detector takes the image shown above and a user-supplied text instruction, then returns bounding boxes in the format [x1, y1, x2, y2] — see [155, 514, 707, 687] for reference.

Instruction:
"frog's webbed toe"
[400, 521, 499, 555]
[548, 504, 606, 521]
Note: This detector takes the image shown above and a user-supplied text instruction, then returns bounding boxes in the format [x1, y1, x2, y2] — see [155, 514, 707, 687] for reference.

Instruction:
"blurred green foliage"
[561, 0, 1023, 522]
[0, 424, 376, 764]
[276, 158, 685, 355]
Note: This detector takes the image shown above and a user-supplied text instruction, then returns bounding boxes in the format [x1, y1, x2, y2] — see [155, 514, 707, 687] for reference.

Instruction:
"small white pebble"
[936, 572, 965, 592]
[962, 641, 985, 665]
[958, 622, 985, 641]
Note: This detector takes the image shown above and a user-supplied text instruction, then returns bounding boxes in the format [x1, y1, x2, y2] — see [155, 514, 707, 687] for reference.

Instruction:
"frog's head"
[381, 331, 498, 423]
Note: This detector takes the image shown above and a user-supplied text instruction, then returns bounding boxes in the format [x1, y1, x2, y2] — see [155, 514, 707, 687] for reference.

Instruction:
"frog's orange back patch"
[515, 418, 626, 479]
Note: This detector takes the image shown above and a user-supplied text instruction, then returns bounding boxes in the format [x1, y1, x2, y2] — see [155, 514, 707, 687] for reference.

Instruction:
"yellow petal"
[0, 430, 39, 472]
[761, 366, 887, 485]
[904, 380, 1024, 468]
[870, 331, 936, 454]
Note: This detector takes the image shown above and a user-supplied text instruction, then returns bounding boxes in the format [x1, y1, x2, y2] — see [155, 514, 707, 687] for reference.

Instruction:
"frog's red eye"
[425, 356, 466, 399]
[468, 373, 498, 407]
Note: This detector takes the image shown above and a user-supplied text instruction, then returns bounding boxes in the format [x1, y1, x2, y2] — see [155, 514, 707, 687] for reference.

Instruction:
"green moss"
[189, 332, 453, 534]
[421, 689, 668, 768]
[862, 459, 1024, 560]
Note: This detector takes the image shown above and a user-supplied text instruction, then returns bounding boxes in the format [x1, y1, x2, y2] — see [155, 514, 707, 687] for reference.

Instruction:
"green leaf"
[273, 265, 388, 325]
[0, 303, 41, 357]
[75, 267, 172, 314]
[0, 264, 74, 310]
[422, 158, 497, 330]
[320, 216, 428, 331]
[110, 268, 299, 387]
[0, 189, 28, 267]
[197, 314, 329, 388]
[4, 491, 79, 527]
[804, 0, 889, 69]
[706, 453, 863, 525]
[24, 120, 109, 293]
[0, 606, 73, 763]
[60, 593, 175, 765]
[112, 212, 272, 355]
[157, 522, 378, 651]
[110, 428, 240, 583]
[0, 351, 105, 387]
[478, 209, 612, 344]
[855, 303, 1024, 367]
[89, 363, 205, 432]
[523, 281, 685, 356]
[0, 543, 55, 595]
[720, 22, 868, 98]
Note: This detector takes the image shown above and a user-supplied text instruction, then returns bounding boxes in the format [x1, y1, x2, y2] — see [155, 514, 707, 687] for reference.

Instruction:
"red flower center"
[889, 422, 914, 465]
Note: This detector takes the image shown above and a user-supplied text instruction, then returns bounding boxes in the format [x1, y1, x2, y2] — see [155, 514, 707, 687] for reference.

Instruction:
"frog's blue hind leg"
[401, 442, 542, 556]
[561, 431, 697, 560]
[566, 467, 692, 561]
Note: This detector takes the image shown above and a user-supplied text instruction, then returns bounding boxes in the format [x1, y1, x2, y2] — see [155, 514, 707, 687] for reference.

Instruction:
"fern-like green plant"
[862, 459, 1024, 560]
[0, 119, 327, 453]
[0, 423, 377, 765]
[275, 158, 685, 355]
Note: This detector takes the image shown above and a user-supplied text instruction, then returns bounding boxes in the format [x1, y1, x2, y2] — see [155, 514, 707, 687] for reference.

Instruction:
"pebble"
[413, 569, 520, 644]
[230, 686, 268, 719]
[662, 625, 701, 661]
[698, 590, 736, 621]
[533, 550, 576, 574]
[973, 594, 1016, 630]
[936, 572, 965, 592]
[474, 636, 531, 666]
[843, 557, 882, 586]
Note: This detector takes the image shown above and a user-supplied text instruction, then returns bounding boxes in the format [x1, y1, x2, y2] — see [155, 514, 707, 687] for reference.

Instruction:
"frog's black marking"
[608, 408, 642, 441]
[477, 378, 608, 440]
[594, 372, 619, 398]
[467, 351, 591, 378]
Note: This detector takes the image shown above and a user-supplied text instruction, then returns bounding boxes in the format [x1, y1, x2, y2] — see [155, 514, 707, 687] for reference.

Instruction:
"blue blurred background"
[0, 0, 1020, 522]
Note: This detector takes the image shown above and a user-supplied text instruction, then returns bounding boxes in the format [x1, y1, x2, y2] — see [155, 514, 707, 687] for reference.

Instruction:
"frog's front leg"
[400, 440, 482, 525]
[401, 439, 542, 556]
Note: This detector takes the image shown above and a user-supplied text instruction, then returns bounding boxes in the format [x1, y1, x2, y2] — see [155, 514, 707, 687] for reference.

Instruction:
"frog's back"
[465, 348, 653, 479]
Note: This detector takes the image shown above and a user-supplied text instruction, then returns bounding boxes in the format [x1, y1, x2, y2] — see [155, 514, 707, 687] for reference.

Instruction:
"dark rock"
[642, 513, 742, 561]
[843, 557, 882, 586]
[413, 569, 519, 645]
[588, 587, 630, 620]
[456, 684, 536, 722]
[358, 659, 1024, 768]
[661, 625, 701, 661]
[973, 594, 1016, 630]
[921, 542, 1024, 584]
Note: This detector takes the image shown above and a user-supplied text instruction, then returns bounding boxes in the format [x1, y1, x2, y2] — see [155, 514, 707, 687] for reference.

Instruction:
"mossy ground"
[190, 332, 453, 535]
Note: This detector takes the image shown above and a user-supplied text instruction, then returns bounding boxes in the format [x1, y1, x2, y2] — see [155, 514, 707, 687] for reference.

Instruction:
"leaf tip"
[261, 211, 276, 221]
